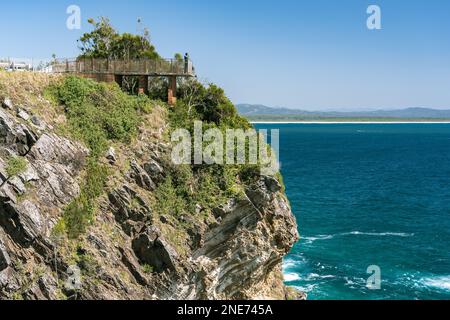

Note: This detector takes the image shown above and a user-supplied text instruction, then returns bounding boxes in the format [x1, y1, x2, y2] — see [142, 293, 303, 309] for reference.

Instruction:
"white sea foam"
[302, 231, 413, 244]
[282, 259, 300, 271]
[293, 284, 317, 293]
[283, 260, 296, 269]
[283, 255, 307, 268]
[302, 234, 334, 244]
[342, 231, 414, 237]
[421, 276, 450, 291]
[305, 273, 335, 281]
[284, 273, 301, 282]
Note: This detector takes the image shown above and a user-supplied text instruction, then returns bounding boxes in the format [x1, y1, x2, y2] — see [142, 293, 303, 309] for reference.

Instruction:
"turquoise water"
[254, 123, 450, 300]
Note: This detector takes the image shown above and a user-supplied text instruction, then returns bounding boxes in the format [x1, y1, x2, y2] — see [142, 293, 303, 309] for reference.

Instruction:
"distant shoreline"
[251, 121, 450, 124]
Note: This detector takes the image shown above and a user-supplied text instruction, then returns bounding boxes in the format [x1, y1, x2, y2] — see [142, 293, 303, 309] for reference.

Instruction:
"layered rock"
[0, 95, 301, 300]
[162, 177, 299, 300]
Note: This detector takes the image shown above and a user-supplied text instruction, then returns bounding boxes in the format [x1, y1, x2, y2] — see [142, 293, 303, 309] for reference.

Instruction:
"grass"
[0, 71, 60, 107]
[151, 87, 281, 228]
[0, 71, 63, 127]
[52, 76, 152, 157]
[1, 73, 280, 251]
[46, 75, 154, 239]
[5, 156, 27, 177]
[142, 264, 154, 274]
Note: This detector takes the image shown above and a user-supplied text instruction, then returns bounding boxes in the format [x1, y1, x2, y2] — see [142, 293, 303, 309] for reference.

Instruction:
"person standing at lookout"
[184, 53, 189, 73]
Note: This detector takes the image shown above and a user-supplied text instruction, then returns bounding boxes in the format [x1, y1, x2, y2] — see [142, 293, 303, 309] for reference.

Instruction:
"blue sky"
[2, 0, 450, 110]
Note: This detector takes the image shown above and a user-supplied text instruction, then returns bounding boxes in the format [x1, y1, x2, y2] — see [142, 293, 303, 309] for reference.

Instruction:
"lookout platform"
[52, 58, 195, 104]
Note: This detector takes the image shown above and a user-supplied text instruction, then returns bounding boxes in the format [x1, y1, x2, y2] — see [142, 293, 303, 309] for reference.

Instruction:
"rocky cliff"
[0, 72, 302, 300]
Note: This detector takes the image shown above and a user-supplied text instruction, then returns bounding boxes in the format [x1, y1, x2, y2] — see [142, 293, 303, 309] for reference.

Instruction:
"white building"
[0, 59, 32, 71]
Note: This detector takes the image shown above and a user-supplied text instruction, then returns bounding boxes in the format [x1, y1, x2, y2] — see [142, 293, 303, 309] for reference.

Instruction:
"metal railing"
[51, 58, 195, 76]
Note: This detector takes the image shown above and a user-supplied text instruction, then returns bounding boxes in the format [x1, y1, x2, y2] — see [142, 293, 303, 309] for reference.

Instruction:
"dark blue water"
[255, 123, 450, 300]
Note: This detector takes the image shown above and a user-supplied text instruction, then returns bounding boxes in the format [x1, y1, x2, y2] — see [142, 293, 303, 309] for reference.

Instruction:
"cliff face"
[0, 73, 302, 300]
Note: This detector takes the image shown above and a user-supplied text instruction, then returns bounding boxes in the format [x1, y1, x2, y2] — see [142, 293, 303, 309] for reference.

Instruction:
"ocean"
[254, 123, 450, 300]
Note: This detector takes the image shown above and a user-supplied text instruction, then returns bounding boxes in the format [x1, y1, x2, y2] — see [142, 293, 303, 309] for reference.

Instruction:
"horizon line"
[236, 104, 450, 112]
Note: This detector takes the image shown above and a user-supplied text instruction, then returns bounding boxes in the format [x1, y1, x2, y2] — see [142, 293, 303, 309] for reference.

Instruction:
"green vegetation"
[151, 80, 267, 221]
[154, 163, 244, 220]
[48, 75, 153, 238]
[54, 76, 152, 157]
[5, 156, 27, 178]
[169, 80, 251, 129]
[62, 159, 108, 239]
[51, 219, 67, 239]
[45, 17, 279, 242]
[78, 17, 161, 93]
[142, 264, 154, 274]
[78, 17, 159, 60]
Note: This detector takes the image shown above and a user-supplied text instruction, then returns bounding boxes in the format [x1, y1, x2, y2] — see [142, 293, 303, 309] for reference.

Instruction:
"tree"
[177, 78, 205, 114]
[77, 17, 160, 60]
[174, 53, 183, 62]
[78, 17, 117, 58]
[176, 81, 247, 127]
[77, 17, 161, 93]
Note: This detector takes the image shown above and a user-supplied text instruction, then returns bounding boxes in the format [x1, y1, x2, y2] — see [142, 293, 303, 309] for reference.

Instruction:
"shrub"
[53, 76, 147, 157]
[51, 219, 67, 239]
[142, 264, 154, 274]
[239, 164, 261, 185]
[63, 194, 92, 239]
[63, 160, 108, 239]
[176, 80, 251, 129]
[47, 75, 149, 238]
[6, 156, 27, 178]
[154, 175, 187, 217]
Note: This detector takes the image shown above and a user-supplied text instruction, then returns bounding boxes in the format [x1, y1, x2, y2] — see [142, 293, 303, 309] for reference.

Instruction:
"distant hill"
[236, 104, 450, 120]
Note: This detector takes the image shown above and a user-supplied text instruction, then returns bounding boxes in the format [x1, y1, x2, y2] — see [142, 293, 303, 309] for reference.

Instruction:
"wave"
[283, 260, 297, 269]
[301, 231, 414, 243]
[305, 273, 336, 281]
[420, 276, 450, 291]
[292, 284, 317, 293]
[302, 234, 335, 244]
[284, 273, 301, 282]
[282, 265, 336, 283]
[341, 231, 414, 237]
[283, 256, 308, 270]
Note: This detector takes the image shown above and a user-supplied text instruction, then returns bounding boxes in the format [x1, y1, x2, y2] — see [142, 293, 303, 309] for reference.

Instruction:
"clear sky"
[2, 0, 450, 110]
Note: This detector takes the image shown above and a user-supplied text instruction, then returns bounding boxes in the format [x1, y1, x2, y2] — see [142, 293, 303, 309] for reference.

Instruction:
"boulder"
[119, 247, 148, 286]
[30, 115, 46, 130]
[0, 267, 19, 295]
[29, 133, 87, 170]
[1, 97, 13, 110]
[132, 227, 178, 273]
[143, 159, 164, 182]
[108, 185, 152, 235]
[8, 176, 27, 195]
[13, 200, 44, 243]
[17, 108, 30, 121]
[0, 109, 39, 155]
[106, 147, 116, 164]
[263, 175, 282, 193]
[130, 160, 156, 191]
[0, 240, 11, 271]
